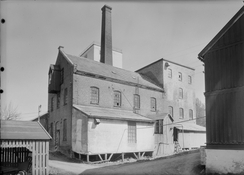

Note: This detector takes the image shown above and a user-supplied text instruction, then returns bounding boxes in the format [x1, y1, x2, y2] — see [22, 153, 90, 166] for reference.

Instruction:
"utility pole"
[38, 105, 41, 122]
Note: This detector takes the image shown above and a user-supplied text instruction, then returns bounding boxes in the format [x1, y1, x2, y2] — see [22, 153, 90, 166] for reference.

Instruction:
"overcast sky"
[1, 0, 242, 120]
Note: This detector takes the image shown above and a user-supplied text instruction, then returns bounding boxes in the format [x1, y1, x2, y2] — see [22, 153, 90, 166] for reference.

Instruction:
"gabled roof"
[1, 120, 52, 140]
[146, 113, 174, 122]
[59, 48, 163, 92]
[198, 5, 244, 61]
[73, 105, 154, 123]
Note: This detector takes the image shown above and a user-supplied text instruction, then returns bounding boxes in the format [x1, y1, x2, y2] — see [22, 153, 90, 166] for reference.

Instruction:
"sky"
[1, 0, 243, 120]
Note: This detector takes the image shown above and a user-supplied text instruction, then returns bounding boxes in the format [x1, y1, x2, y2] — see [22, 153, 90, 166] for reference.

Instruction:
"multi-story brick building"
[136, 59, 196, 123]
[136, 59, 205, 150]
[46, 5, 205, 161]
[48, 46, 167, 161]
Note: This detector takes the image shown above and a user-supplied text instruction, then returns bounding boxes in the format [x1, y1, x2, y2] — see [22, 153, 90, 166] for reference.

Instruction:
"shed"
[0, 120, 52, 175]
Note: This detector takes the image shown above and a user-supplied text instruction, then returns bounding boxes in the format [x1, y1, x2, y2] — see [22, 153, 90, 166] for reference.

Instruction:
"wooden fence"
[0, 140, 49, 175]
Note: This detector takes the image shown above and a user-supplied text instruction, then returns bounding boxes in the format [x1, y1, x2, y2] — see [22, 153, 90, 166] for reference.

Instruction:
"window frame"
[57, 93, 60, 109]
[168, 68, 172, 78]
[168, 106, 173, 118]
[113, 91, 121, 107]
[178, 72, 182, 81]
[134, 94, 140, 109]
[189, 109, 193, 120]
[51, 97, 54, 112]
[154, 120, 163, 134]
[179, 88, 183, 99]
[150, 97, 156, 111]
[64, 88, 68, 105]
[179, 108, 184, 119]
[90, 87, 99, 105]
[188, 75, 192, 84]
[63, 119, 67, 141]
[128, 121, 137, 143]
[60, 68, 64, 85]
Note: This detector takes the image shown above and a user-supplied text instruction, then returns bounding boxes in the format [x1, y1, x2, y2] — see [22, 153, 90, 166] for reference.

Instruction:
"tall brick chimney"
[100, 5, 113, 65]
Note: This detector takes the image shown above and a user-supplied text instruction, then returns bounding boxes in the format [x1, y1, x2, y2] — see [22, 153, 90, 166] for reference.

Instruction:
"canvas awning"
[73, 104, 154, 122]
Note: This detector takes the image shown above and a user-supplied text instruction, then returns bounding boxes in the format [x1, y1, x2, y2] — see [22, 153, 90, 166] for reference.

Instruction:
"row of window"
[168, 68, 192, 84]
[168, 106, 193, 119]
[91, 87, 157, 111]
[50, 88, 68, 111]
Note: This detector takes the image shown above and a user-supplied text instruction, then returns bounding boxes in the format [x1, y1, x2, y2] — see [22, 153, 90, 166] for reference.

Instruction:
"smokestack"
[100, 5, 113, 65]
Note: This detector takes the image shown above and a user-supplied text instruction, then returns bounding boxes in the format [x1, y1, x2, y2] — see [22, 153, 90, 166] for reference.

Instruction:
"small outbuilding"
[0, 120, 52, 175]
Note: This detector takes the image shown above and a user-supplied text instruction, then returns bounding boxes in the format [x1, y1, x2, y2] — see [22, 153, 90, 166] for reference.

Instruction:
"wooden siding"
[205, 15, 244, 92]
[206, 88, 244, 146]
[203, 14, 244, 148]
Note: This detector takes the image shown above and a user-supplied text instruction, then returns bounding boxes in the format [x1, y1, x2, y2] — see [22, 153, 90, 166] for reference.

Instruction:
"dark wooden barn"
[198, 5, 244, 174]
[0, 120, 52, 175]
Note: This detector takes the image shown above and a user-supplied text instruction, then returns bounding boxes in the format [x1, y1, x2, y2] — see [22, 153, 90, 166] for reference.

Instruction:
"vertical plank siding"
[204, 15, 244, 148]
[1, 140, 49, 175]
[206, 88, 244, 145]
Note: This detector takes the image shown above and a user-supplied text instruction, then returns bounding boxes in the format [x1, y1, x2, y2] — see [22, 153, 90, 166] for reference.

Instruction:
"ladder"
[174, 141, 182, 153]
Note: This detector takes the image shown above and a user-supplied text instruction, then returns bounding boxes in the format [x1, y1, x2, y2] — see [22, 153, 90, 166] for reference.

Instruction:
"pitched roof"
[198, 5, 244, 61]
[1, 120, 52, 140]
[73, 105, 153, 123]
[174, 122, 206, 132]
[60, 49, 163, 92]
[146, 113, 174, 122]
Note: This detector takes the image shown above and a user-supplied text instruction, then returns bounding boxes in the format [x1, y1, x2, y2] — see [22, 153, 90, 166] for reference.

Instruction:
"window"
[155, 120, 163, 134]
[114, 91, 121, 107]
[189, 109, 193, 120]
[63, 119, 67, 141]
[134, 94, 140, 109]
[51, 97, 54, 111]
[179, 88, 183, 99]
[168, 68, 172, 78]
[188, 75, 192, 84]
[128, 121, 136, 143]
[64, 88, 68, 105]
[168, 106, 173, 118]
[57, 93, 60, 109]
[151, 97, 156, 111]
[50, 123, 53, 137]
[178, 72, 182, 81]
[60, 68, 64, 84]
[90, 87, 99, 104]
[179, 108, 184, 119]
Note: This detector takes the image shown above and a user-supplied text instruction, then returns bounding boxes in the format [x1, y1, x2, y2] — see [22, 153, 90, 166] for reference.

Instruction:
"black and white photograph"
[0, 0, 243, 174]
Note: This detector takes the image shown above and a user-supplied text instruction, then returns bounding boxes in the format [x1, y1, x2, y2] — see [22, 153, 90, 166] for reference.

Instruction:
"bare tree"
[196, 98, 206, 127]
[1, 102, 21, 120]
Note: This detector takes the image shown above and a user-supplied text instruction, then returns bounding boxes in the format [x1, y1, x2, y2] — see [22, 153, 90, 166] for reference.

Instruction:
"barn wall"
[204, 14, 244, 147]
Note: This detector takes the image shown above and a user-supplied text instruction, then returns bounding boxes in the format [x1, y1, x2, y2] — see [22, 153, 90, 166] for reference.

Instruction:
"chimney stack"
[100, 5, 113, 65]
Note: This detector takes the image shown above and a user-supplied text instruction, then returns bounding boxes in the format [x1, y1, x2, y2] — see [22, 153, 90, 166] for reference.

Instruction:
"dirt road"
[49, 150, 204, 175]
